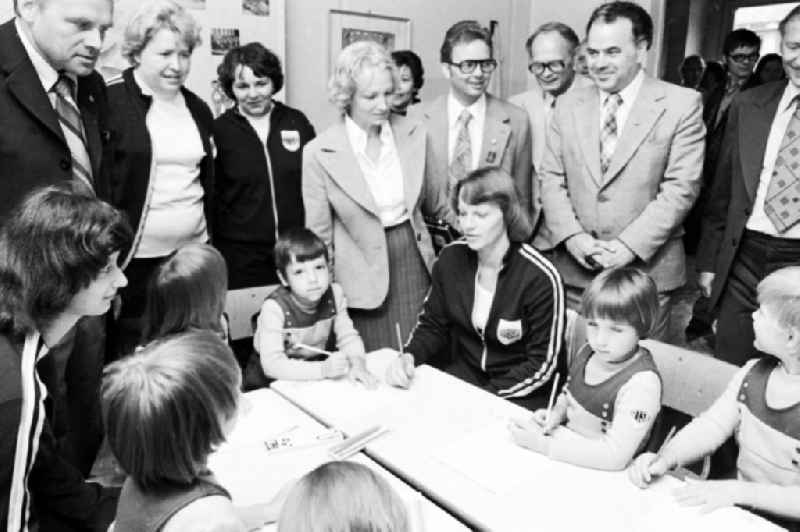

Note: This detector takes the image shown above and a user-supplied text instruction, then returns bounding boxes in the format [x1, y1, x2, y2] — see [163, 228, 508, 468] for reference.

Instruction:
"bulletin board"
[95, 0, 286, 115]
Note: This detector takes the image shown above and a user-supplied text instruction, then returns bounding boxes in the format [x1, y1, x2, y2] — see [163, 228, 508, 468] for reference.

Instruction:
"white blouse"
[344, 116, 407, 227]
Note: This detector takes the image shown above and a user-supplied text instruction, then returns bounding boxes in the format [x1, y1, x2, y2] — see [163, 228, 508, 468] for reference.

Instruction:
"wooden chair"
[224, 285, 279, 341]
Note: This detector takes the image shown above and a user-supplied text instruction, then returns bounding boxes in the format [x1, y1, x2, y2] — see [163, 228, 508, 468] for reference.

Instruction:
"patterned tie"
[448, 109, 473, 193]
[600, 93, 622, 176]
[764, 97, 800, 233]
[52, 74, 94, 194]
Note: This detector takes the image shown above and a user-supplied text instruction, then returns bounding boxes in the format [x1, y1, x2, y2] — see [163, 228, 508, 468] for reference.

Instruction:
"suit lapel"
[604, 77, 665, 184]
[480, 95, 511, 166]
[4, 48, 64, 144]
[315, 122, 379, 216]
[424, 96, 449, 177]
[392, 114, 424, 213]
[575, 89, 603, 187]
[739, 81, 786, 200]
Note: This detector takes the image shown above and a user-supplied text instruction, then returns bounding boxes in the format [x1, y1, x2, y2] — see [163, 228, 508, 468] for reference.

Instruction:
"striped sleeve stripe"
[496, 244, 565, 398]
[7, 335, 47, 532]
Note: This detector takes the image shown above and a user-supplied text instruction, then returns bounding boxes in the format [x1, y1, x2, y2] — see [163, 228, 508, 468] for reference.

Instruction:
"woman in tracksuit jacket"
[213, 43, 316, 289]
[389, 167, 567, 411]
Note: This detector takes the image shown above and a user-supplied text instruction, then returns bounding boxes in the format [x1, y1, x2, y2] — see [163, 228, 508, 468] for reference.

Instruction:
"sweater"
[253, 283, 365, 380]
[546, 345, 662, 470]
[106, 68, 215, 262]
[406, 241, 566, 399]
[114, 475, 230, 532]
[212, 103, 315, 244]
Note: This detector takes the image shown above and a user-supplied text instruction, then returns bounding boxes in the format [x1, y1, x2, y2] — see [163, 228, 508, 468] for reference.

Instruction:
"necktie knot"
[604, 93, 622, 111]
[458, 109, 472, 126]
[53, 74, 76, 101]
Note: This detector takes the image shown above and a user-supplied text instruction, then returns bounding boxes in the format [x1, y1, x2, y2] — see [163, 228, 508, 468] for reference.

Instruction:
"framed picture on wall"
[328, 10, 411, 73]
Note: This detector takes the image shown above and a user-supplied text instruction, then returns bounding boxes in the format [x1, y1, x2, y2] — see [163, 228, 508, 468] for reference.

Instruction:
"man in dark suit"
[698, 7, 800, 366]
[684, 29, 762, 342]
[0, 0, 116, 529]
[0, 0, 111, 222]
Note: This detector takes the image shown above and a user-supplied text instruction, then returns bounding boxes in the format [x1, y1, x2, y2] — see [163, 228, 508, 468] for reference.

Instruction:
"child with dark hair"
[140, 242, 229, 344]
[250, 228, 376, 386]
[105, 331, 278, 531]
[0, 186, 132, 530]
[509, 267, 662, 470]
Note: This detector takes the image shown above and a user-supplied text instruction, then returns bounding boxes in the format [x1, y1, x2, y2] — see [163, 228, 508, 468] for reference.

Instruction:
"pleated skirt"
[349, 221, 430, 351]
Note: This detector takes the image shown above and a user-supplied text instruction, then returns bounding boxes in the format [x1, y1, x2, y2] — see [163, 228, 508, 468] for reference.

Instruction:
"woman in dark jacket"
[107, 0, 214, 354]
[213, 42, 316, 289]
[386, 168, 566, 411]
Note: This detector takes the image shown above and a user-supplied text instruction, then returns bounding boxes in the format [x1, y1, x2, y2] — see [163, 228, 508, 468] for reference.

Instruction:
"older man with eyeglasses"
[418, 20, 533, 230]
[510, 22, 582, 229]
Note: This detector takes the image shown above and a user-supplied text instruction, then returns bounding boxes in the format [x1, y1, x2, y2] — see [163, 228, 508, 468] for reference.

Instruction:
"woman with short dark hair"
[390, 49, 424, 115]
[386, 168, 566, 411]
[213, 42, 315, 290]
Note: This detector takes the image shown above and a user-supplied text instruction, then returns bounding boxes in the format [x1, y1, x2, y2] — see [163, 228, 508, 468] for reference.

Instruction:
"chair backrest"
[640, 339, 738, 417]
[564, 308, 585, 366]
[225, 285, 279, 341]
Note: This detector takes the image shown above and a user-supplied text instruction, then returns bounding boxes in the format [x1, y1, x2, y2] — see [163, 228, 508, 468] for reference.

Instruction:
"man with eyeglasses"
[536, 1, 704, 341]
[510, 22, 580, 228]
[420, 20, 532, 226]
[684, 29, 761, 343]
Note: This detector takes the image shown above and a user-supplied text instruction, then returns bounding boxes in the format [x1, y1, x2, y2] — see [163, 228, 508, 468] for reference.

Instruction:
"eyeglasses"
[448, 59, 497, 74]
[729, 52, 759, 64]
[528, 60, 567, 75]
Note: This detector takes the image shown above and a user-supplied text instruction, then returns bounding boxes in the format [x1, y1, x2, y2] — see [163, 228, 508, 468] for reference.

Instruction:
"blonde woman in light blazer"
[303, 41, 440, 351]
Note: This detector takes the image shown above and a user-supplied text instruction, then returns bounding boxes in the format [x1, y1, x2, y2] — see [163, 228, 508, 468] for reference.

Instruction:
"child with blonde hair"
[509, 267, 662, 470]
[104, 331, 277, 531]
[629, 267, 800, 528]
[141, 243, 229, 344]
[277, 461, 409, 532]
[249, 228, 376, 387]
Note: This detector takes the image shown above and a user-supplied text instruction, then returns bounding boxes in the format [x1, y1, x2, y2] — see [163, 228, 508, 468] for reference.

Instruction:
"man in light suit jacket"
[420, 20, 532, 228]
[536, 1, 705, 340]
[697, 7, 800, 366]
[510, 22, 580, 229]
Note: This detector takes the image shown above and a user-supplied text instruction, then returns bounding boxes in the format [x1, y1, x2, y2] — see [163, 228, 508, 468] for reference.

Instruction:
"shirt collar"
[779, 82, 800, 113]
[14, 17, 66, 93]
[447, 92, 486, 128]
[344, 115, 393, 155]
[600, 68, 644, 106]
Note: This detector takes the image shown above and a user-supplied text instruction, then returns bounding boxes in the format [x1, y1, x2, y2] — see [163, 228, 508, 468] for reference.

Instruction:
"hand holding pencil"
[385, 324, 415, 389]
[627, 426, 676, 488]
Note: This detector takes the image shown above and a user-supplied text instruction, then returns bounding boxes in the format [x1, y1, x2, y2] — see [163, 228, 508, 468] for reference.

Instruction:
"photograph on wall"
[329, 10, 410, 74]
[177, 0, 206, 9]
[341, 28, 395, 49]
[211, 27, 240, 55]
[243, 0, 269, 16]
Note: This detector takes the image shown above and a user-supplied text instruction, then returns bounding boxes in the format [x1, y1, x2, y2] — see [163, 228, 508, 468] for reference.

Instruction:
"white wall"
[284, 0, 531, 131]
[524, 0, 665, 88]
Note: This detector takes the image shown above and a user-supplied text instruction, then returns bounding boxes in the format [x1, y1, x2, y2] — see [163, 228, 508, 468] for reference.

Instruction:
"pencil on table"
[544, 372, 561, 428]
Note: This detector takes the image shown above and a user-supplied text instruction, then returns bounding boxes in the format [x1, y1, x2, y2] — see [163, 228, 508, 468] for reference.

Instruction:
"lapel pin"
[88, 94, 94, 103]
[486, 151, 497, 163]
